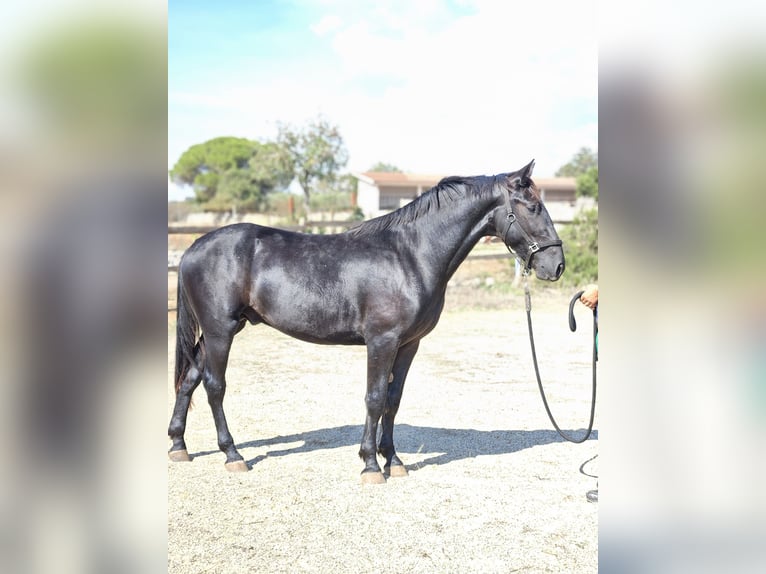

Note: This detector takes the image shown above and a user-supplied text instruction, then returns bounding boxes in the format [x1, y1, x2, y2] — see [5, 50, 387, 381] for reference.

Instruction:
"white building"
[352, 172, 584, 222]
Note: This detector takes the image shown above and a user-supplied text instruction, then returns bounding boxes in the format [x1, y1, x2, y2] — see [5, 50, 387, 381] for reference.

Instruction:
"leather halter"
[500, 187, 562, 274]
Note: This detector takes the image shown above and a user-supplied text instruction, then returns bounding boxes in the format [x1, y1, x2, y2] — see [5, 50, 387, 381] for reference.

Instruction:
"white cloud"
[169, 1, 597, 186]
[317, 1, 597, 175]
[310, 14, 342, 37]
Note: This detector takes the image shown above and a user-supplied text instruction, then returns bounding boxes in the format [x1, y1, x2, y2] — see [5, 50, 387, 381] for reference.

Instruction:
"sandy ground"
[167, 286, 598, 573]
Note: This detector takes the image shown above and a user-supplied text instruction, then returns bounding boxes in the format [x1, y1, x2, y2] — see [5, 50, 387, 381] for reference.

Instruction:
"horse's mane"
[349, 175, 497, 237]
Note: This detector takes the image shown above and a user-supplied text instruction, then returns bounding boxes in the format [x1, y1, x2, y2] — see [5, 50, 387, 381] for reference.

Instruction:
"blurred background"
[0, 1, 166, 573]
[599, 1, 766, 572]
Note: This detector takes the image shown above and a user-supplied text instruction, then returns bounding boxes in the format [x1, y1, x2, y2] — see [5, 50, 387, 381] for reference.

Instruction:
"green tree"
[277, 116, 349, 216]
[368, 162, 402, 172]
[556, 148, 598, 285]
[560, 208, 598, 287]
[556, 147, 598, 177]
[557, 147, 598, 200]
[576, 166, 599, 200]
[249, 141, 294, 191]
[213, 168, 261, 212]
[169, 137, 292, 211]
[169, 136, 258, 203]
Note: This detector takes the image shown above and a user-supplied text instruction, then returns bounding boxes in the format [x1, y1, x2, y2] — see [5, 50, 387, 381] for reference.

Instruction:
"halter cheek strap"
[501, 191, 562, 274]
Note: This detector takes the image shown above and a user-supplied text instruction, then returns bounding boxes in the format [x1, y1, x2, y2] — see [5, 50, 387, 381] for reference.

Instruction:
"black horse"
[168, 160, 565, 483]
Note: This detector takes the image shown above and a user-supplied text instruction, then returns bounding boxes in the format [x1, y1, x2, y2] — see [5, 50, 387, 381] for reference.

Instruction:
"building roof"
[533, 177, 577, 191]
[353, 172, 576, 192]
[353, 172, 445, 187]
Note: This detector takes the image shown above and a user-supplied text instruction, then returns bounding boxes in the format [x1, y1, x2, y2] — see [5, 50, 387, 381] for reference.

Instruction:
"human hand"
[580, 284, 598, 310]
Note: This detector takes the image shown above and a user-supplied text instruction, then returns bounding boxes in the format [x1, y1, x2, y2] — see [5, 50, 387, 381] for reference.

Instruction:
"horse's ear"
[508, 159, 535, 188]
[520, 159, 535, 179]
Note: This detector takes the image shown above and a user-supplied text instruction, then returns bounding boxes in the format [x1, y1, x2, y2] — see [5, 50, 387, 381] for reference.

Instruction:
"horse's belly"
[250, 261, 425, 346]
[272, 324, 365, 346]
[255, 293, 366, 346]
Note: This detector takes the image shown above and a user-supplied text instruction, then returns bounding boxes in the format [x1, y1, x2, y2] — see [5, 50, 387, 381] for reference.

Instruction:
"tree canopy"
[557, 147, 598, 284]
[169, 137, 292, 211]
[575, 167, 599, 201]
[277, 116, 348, 210]
[557, 147, 598, 200]
[171, 117, 351, 214]
[556, 147, 598, 177]
[368, 162, 402, 173]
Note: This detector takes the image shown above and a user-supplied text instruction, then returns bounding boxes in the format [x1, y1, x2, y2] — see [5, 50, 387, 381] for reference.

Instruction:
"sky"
[168, 0, 597, 200]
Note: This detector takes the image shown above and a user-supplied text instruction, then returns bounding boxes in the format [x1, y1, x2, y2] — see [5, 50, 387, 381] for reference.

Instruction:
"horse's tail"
[174, 269, 200, 395]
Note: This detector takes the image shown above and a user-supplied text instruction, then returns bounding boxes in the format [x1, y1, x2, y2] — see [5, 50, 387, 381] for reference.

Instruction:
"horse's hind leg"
[379, 340, 420, 477]
[202, 323, 248, 472]
[168, 339, 205, 461]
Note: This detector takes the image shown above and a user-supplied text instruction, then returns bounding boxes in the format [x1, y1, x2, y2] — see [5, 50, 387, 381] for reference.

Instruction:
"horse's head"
[491, 160, 565, 281]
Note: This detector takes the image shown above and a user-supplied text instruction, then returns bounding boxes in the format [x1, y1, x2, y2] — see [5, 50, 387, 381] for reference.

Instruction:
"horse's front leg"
[379, 339, 420, 477]
[359, 335, 399, 484]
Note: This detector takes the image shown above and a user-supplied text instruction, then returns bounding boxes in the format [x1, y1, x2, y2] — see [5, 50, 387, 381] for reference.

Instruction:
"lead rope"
[523, 276, 598, 443]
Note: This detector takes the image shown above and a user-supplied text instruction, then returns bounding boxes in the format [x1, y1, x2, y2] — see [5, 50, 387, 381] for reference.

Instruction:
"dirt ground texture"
[167, 279, 598, 574]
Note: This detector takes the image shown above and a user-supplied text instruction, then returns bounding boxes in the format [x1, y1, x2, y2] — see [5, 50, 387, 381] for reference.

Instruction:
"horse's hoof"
[385, 464, 409, 478]
[224, 460, 249, 473]
[360, 471, 386, 485]
[168, 449, 191, 462]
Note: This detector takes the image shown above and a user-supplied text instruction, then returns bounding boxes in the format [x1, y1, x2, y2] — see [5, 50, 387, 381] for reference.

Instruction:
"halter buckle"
[529, 242, 540, 252]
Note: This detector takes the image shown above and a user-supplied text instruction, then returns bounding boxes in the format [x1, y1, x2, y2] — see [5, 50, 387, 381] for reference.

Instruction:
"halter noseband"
[500, 188, 562, 275]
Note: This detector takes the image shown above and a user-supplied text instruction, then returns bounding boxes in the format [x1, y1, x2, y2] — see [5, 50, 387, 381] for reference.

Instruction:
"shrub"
[560, 208, 598, 287]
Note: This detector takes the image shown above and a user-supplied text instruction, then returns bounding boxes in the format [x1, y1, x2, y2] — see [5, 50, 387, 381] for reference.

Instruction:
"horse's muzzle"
[531, 248, 565, 281]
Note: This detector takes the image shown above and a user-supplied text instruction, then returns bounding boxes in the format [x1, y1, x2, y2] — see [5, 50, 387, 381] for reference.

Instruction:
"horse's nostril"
[556, 263, 565, 278]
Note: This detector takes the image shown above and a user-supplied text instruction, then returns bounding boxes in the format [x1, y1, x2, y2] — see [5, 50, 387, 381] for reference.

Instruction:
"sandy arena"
[168, 285, 598, 573]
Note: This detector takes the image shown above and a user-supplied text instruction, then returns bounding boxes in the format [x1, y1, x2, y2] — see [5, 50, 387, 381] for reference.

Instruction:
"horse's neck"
[410, 190, 498, 287]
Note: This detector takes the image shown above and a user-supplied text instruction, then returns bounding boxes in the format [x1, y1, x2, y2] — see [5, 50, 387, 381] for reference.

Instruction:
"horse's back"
[180, 223, 255, 272]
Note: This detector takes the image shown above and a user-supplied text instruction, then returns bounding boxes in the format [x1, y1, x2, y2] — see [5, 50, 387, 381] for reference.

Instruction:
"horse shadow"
[189, 424, 598, 470]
